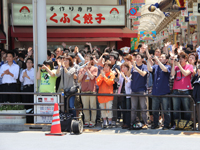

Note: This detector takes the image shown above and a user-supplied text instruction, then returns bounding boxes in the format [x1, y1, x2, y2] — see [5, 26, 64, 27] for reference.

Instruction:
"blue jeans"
[121, 97, 131, 126]
[172, 90, 191, 121]
[152, 97, 171, 127]
[66, 96, 76, 117]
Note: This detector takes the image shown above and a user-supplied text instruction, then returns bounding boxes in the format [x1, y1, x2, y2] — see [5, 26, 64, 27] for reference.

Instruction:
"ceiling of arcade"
[138, 0, 194, 32]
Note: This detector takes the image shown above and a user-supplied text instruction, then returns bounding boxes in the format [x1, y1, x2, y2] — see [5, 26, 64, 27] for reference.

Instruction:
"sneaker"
[112, 121, 116, 127]
[108, 124, 112, 128]
[162, 126, 170, 130]
[102, 123, 107, 129]
[171, 125, 176, 130]
[122, 124, 129, 129]
[151, 125, 159, 129]
[84, 123, 89, 127]
[128, 125, 134, 130]
[142, 124, 148, 130]
[89, 124, 95, 128]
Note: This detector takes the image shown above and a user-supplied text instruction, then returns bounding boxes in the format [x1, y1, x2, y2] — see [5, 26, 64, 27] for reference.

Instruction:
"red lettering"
[83, 13, 93, 24]
[60, 13, 70, 23]
[95, 13, 105, 24]
[50, 13, 58, 23]
[73, 14, 81, 24]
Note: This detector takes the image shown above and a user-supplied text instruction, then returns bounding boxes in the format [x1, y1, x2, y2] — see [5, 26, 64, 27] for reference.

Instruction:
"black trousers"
[21, 85, 34, 109]
[2, 83, 18, 103]
[0, 85, 2, 103]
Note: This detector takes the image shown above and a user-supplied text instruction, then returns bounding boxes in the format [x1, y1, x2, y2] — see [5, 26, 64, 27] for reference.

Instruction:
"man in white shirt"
[0, 51, 19, 103]
[20, 58, 34, 109]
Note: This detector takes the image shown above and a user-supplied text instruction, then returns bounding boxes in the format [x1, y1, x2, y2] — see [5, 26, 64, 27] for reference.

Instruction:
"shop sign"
[132, 17, 140, 25]
[131, 3, 145, 17]
[169, 30, 173, 35]
[12, 3, 125, 26]
[36, 96, 59, 123]
[193, 1, 200, 16]
[181, 22, 188, 29]
[170, 23, 173, 31]
[133, 29, 138, 33]
[190, 25, 197, 34]
[173, 20, 176, 27]
[164, 31, 168, 38]
[174, 26, 180, 33]
[179, 16, 185, 23]
[189, 13, 197, 25]
[131, 38, 138, 50]
[185, 16, 189, 22]
[133, 25, 139, 29]
[176, 19, 181, 26]
[181, 1, 188, 16]
[140, 31, 156, 41]
[131, 34, 140, 50]
[131, 0, 145, 3]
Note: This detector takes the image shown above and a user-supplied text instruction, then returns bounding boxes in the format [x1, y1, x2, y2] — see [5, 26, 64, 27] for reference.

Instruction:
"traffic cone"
[45, 103, 66, 136]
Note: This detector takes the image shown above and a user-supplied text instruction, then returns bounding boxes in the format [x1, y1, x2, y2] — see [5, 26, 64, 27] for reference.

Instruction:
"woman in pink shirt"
[171, 52, 193, 129]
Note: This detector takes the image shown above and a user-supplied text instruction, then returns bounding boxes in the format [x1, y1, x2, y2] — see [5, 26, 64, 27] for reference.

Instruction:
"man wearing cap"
[109, 51, 121, 126]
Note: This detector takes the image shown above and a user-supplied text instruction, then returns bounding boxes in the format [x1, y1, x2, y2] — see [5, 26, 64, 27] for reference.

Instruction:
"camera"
[103, 55, 110, 61]
[151, 56, 158, 59]
[175, 58, 179, 62]
[38, 64, 43, 67]
[175, 55, 180, 62]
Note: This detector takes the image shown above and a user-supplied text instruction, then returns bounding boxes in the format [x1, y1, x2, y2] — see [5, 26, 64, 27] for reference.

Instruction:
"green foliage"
[0, 103, 25, 111]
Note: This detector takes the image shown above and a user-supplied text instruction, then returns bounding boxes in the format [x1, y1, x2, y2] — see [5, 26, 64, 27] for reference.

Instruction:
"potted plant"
[0, 103, 26, 124]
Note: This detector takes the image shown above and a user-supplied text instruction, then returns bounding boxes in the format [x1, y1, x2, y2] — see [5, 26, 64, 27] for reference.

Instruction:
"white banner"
[12, 3, 125, 26]
[36, 96, 59, 124]
[193, 3, 200, 16]
[181, 1, 188, 16]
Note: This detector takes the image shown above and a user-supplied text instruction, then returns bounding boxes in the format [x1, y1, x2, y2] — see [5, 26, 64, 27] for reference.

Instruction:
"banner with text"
[12, 3, 125, 26]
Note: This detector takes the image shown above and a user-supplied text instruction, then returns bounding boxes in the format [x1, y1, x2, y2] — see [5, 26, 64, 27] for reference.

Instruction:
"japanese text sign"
[36, 96, 59, 124]
[181, 1, 188, 16]
[189, 13, 197, 25]
[12, 4, 125, 26]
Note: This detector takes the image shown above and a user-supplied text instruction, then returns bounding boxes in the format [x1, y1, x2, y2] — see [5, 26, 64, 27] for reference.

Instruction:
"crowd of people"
[0, 42, 200, 130]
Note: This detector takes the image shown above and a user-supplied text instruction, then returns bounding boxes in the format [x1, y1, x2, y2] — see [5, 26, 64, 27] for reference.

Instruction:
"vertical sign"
[189, 13, 197, 25]
[181, 1, 188, 16]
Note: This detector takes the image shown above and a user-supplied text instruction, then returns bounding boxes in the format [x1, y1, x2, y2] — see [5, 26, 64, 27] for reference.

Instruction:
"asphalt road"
[0, 130, 200, 150]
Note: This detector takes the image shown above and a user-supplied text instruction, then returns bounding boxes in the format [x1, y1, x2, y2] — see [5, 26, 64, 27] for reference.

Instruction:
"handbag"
[60, 113, 73, 132]
[64, 85, 79, 95]
[174, 119, 193, 130]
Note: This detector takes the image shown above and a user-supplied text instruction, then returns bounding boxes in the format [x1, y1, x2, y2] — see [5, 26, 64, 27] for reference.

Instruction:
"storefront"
[10, 3, 137, 50]
[0, 0, 6, 48]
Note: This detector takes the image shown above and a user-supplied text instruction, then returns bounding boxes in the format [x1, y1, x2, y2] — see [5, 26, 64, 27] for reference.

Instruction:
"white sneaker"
[171, 125, 176, 130]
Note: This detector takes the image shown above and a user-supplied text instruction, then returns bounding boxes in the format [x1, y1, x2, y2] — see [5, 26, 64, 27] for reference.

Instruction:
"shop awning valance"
[17, 37, 122, 42]
[11, 27, 137, 39]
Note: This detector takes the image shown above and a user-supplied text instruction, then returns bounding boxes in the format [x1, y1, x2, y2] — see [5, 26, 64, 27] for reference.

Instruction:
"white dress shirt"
[118, 74, 132, 98]
[20, 68, 34, 86]
[0, 63, 19, 84]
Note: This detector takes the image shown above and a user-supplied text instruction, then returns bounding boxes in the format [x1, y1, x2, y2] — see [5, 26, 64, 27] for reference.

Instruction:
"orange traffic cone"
[45, 103, 66, 136]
